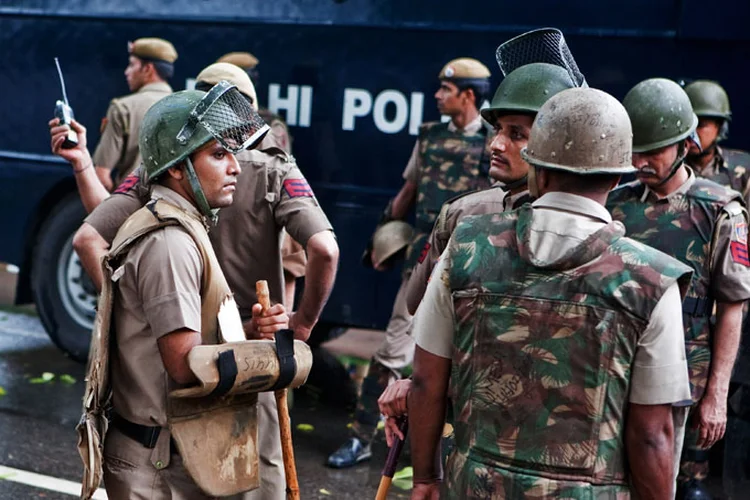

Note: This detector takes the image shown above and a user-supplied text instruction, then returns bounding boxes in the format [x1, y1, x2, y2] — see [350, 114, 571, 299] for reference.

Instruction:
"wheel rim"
[56, 234, 96, 331]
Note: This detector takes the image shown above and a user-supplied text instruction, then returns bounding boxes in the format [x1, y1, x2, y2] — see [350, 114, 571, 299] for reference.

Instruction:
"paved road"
[0, 310, 411, 499]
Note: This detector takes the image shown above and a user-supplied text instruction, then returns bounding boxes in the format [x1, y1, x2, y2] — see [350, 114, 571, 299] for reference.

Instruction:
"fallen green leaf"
[392, 477, 413, 491]
[393, 466, 413, 481]
[60, 374, 76, 385]
[346, 422, 353, 429]
[319, 488, 331, 495]
[377, 420, 385, 431]
[41, 372, 55, 381]
[0, 386, 6, 397]
[296, 423, 314, 432]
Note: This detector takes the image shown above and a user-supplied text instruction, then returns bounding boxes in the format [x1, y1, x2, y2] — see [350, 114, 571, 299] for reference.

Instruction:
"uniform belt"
[111, 412, 162, 449]
[682, 297, 713, 317]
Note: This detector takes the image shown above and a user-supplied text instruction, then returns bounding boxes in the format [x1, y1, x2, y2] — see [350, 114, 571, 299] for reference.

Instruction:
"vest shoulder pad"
[689, 177, 742, 205]
[722, 148, 750, 169]
[109, 200, 181, 258]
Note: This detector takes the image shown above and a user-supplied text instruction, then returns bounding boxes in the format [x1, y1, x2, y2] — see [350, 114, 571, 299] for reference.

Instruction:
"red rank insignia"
[114, 174, 138, 194]
[283, 178, 314, 198]
[417, 242, 431, 264]
[730, 241, 750, 267]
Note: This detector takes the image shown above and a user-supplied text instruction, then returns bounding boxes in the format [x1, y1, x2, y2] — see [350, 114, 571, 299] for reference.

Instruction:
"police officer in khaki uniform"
[327, 57, 492, 469]
[404, 62, 576, 315]
[685, 80, 750, 206]
[93, 38, 177, 191]
[218, 51, 292, 153]
[76, 84, 290, 499]
[407, 88, 692, 499]
[67, 64, 338, 500]
[606, 78, 750, 499]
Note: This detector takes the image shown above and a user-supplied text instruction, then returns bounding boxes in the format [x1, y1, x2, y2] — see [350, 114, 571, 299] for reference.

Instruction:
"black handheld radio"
[53, 57, 79, 149]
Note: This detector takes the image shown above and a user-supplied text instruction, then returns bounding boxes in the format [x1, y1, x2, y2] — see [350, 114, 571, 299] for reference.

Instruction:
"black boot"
[677, 479, 712, 500]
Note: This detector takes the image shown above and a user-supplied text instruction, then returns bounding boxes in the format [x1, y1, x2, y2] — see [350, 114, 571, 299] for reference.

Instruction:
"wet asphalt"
[0, 310, 411, 499]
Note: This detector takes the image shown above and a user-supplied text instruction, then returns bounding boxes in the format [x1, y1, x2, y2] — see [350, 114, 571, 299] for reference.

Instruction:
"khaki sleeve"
[401, 140, 421, 183]
[710, 202, 750, 303]
[413, 250, 454, 359]
[273, 160, 333, 247]
[84, 179, 147, 244]
[629, 283, 692, 405]
[259, 118, 292, 154]
[133, 227, 203, 338]
[92, 100, 127, 171]
[281, 228, 307, 278]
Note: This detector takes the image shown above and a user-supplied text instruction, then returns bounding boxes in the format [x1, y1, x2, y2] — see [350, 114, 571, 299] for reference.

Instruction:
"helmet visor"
[177, 80, 269, 153]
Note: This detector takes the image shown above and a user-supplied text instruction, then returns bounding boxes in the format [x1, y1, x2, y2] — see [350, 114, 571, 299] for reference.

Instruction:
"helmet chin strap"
[503, 175, 528, 192]
[654, 142, 688, 187]
[185, 157, 219, 224]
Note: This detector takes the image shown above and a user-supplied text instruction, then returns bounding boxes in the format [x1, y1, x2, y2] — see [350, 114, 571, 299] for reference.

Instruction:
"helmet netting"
[496, 28, 586, 88]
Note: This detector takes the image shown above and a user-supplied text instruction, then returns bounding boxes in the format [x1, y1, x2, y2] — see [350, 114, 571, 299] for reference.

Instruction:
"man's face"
[124, 56, 147, 92]
[191, 140, 241, 208]
[632, 143, 680, 186]
[489, 114, 534, 184]
[689, 117, 722, 155]
[434, 81, 466, 116]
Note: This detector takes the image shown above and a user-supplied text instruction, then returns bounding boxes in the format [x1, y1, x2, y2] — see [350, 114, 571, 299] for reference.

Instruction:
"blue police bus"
[0, 0, 748, 360]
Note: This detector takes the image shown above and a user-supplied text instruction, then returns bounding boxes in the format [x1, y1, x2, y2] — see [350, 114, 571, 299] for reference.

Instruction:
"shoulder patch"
[730, 241, 750, 266]
[100, 117, 108, 133]
[283, 178, 314, 198]
[417, 242, 431, 264]
[733, 219, 748, 242]
[114, 173, 139, 194]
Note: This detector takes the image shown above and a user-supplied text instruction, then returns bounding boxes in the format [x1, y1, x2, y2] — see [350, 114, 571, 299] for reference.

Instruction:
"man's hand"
[244, 303, 289, 340]
[49, 118, 91, 170]
[411, 483, 440, 500]
[288, 310, 316, 341]
[693, 392, 727, 448]
[379, 379, 411, 417]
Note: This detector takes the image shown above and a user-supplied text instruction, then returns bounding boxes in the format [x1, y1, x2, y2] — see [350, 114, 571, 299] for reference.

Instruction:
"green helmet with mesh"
[622, 78, 698, 153]
[139, 90, 212, 180]
[481, 63, 576, 123]
[685, 80, 731, 121]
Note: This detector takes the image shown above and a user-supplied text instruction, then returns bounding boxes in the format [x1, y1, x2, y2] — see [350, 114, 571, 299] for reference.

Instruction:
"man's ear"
[166, 163, 185, 181]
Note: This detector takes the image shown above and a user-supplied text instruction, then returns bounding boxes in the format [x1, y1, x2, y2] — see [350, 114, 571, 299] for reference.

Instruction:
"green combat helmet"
[522, 87, 635, 175]
[480, 62, 576, 123]
[685, 80, 732, 121]
[622, 78, 698, 153]
[139, 81, 269, 219]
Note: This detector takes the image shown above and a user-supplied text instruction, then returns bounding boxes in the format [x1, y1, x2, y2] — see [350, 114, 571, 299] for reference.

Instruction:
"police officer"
[408, 87, 692, 499]
[326, 57, 492, 468]
[77, 85, 291, 499]
[606, 78, 750, 499]
[69, 64, 339, 500]
[218, 51, 291, 153]
[685, 80, 750, 205]
[404, 62, 576, 315]
[93, 38, 177, 191]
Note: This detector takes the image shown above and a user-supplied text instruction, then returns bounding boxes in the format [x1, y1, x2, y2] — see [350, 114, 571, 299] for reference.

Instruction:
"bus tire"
[31, 194, 95, 362]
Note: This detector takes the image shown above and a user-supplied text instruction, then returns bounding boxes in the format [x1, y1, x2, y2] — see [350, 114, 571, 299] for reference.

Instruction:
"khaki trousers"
[244, 391, 286, 500]
[372, 277, 415, 373]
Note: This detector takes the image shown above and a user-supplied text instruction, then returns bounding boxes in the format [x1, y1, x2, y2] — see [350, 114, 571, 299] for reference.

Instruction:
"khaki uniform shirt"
[111, 185, 204, 427]
[85, 148, 332, 317]
[92, 82, 172, 185]
[401, 115, 485, 183]
[414, 192, 692, 405]
[640, 169, 750, 303]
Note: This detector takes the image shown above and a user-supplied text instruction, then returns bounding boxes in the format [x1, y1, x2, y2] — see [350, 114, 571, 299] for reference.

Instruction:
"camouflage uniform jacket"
[607, 174, 744, 402]
[694, 146, 750, 203]
[404, 121, 491, 272]
[445, 205, 691, 498]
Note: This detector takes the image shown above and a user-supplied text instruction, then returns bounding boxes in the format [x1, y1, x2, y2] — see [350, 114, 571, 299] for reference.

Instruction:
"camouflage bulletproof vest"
[446, 206, 690, 498]
[697, 147, 750, 196]
[404, 121, 490, 271]
[607, 177, 741, 402]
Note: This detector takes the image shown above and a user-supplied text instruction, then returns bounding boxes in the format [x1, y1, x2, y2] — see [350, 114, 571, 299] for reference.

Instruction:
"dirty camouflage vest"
[404, 121, 490, 271]
[607, 176, 742, 402]
[446, 206, 691, 499]
[695, 147, 750, 196]
[77, 199, 259, 499]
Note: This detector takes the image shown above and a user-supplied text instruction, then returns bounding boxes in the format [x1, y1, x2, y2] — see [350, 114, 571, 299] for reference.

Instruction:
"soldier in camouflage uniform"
[404, 62, 576, 315]
[327, 57, 492, 468]
[606, 78, 750, 500]
[408, 87, 693, 499]
[685, 80, 750, 206]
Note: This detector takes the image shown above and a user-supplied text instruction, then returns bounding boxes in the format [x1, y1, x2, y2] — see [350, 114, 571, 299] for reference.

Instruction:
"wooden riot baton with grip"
[375, 417, 409, 500]
[256, 280, 301, 500]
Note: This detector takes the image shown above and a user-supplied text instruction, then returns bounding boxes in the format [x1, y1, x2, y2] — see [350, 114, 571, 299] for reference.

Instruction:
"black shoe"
[677, 479, 712, 500]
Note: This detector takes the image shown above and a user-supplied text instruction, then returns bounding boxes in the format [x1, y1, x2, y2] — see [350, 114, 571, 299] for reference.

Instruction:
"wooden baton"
[256, 280, 301, 500]
[375, 417, 409, 500]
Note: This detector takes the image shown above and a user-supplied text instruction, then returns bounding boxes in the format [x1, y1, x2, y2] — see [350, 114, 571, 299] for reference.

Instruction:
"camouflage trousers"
[351, 278, 414, 443]
[677, 406, 710, 484]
